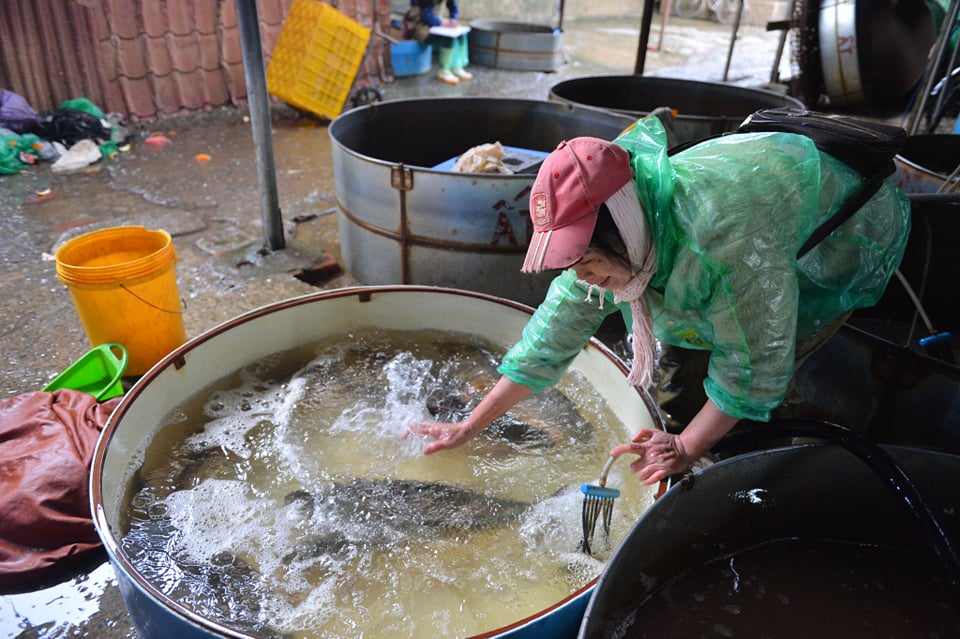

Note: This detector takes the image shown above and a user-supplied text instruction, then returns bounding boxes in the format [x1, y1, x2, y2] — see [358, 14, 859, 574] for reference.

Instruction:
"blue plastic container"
[391, 40, 432, 77]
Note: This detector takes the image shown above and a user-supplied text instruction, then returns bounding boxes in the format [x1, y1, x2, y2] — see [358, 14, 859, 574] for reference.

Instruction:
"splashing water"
[121, 328, 657, 639]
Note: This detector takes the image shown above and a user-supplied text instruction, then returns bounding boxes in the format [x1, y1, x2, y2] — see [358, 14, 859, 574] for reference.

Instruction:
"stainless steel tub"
[328, 98, 635, 307]
[468, 20, 563, 72]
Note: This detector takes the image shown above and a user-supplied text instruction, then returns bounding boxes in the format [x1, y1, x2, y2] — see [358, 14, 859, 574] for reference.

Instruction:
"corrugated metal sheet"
[1, 0, 392, 122]
[0, 1, 110, 115]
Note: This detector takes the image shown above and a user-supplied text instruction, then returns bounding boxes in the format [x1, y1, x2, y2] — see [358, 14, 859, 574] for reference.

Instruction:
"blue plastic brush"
[578, 455, 621, 555]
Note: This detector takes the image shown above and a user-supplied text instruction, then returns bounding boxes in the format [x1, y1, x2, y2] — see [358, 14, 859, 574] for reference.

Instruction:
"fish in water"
[280, 479, 532, 565]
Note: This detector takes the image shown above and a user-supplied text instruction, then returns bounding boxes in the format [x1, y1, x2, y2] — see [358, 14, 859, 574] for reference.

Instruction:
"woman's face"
[571, 247, 633, 290]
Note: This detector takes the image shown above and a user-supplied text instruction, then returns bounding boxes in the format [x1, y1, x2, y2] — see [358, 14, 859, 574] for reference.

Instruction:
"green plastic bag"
[0, 131, 41, 174]
[58, 97, 105, 120]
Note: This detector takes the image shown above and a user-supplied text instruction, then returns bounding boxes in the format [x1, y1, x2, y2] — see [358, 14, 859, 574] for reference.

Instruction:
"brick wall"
[1, 0, 392, 122]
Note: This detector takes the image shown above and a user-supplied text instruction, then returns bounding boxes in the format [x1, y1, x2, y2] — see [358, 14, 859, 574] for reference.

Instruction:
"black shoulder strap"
[795, 172, 887, 258]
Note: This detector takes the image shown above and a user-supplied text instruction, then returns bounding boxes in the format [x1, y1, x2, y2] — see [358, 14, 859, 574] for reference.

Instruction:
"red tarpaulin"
[0, 390, 121, 589]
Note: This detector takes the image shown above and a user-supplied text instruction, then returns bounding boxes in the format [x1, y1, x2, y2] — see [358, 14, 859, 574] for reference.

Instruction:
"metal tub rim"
[330, 96, 628, 171]
[548, 74, 806, 123]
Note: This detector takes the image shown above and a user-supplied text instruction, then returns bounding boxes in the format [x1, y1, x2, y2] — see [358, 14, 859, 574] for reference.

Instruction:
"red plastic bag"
[0, 390, 121, 589]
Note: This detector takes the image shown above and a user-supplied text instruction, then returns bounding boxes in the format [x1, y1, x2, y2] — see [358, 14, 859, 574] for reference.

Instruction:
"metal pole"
[634, 0, 657, 75]
[906, 0, 960, 135]
[768, 0, 796, 85]
[722, 0, 745, 82]
[236, 0, 285, 251]
[908, 192, 960, 204]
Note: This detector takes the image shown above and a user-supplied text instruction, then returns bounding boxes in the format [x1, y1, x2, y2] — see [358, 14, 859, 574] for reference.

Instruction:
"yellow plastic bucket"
[55, 226, 186, 376]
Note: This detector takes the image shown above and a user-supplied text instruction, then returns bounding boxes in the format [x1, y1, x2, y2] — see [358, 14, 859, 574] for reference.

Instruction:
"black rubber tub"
[578, 436, 960, 638]
[549, 75, 806, 143]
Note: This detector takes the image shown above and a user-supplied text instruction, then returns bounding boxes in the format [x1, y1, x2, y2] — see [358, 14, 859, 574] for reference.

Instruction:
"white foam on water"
[329, 354, 433, 429]
[183, 371, 307, 459]
[163, 479, 269, 563]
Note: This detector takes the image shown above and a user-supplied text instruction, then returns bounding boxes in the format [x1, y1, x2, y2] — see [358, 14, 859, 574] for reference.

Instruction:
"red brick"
[222, 59, 248, 101]
[104, 0, 140, 39]
[118, 75, 157, 119]
[196, 32, 221, 70]
[200, 68, 230, 105]
[293, 253, 343, 286]
[219, 0, 237, 29]
[141, 1, 167, 38]
[150, 72, 181, 116]
[144, 35, 173, 76]
[260, 23, 283, 56]
[100, 76, 128, 116]
[219, 24, 243, 65]
[195, 0, 219, 33]
[173, 70, 206, 110]
[98, 38, 119, 81]
[335, 0, 356, 19]
[87, 2, 112, 40]
[116, 35, 148, 78]
[166, 32, 200, 73]
[259, 0, 286, 25]
[167, 0, 194, 36]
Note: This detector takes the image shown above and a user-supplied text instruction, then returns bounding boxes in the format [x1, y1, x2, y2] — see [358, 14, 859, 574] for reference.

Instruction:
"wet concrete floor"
[1, 15, 789, 638]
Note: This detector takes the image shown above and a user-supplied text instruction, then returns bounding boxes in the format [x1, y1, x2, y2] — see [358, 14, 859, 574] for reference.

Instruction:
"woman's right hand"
[407, 421, 479, 454]
[407, 376, 532, 456]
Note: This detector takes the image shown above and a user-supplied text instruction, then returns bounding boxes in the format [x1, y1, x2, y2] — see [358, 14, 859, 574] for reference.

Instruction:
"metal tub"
[579, 442, 960, 637]
[91, 286, 662, 639]
[549, 75, 805, 143]
[328, 98, 635, 307]
[468, 19, 563, 72]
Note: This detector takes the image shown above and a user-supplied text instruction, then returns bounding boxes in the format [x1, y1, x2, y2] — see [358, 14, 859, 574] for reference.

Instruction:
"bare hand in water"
[609, 428, 692, 485]
[407, 422, 480, 455]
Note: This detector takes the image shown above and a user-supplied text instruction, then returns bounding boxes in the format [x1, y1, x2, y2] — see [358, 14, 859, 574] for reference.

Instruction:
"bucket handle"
[103, 343, 129, 371]
[119, 283, 186, 314]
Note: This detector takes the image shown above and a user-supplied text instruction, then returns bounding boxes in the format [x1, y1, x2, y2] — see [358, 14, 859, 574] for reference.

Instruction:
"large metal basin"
[328, 98, 635, 307]
[549, 75, 805, 143]
[818, 0, 936, 107]
[579, 442, 960, 637]
[91, 286, 662, 639]
[468, 19, 563, 72]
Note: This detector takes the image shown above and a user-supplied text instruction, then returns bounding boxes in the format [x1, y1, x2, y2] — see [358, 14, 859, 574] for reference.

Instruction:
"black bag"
[736, 107, 905, 180]
[669, 107, 906, 257]
[27, 108, 112, 147]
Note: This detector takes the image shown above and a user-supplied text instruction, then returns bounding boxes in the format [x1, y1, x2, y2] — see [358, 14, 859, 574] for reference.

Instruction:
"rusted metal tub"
[468, 20, 563, 72]
[328, 97, 635, 307]
[549, 75, 805, 143]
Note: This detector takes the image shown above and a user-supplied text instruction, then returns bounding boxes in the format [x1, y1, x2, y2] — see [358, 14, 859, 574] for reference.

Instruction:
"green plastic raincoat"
[499, 116, 911, 422]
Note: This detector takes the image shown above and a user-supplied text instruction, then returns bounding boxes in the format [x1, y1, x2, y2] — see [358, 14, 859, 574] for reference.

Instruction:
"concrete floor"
[0, 13, 910, 639]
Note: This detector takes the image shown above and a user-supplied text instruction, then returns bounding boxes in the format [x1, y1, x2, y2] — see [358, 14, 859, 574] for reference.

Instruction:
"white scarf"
[595, 184, 658, 388]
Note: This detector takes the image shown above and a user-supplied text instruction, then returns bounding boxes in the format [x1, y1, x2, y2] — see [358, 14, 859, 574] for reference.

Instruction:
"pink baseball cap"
[522, 137, 634, 273]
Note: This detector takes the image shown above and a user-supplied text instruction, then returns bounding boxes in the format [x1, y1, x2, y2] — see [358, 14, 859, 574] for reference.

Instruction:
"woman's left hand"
[609, 428, 692, 485]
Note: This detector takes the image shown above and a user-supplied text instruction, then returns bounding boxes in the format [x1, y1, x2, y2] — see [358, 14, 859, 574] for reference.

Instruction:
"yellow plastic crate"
[267, 0, 371, 119]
